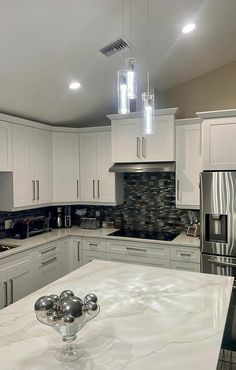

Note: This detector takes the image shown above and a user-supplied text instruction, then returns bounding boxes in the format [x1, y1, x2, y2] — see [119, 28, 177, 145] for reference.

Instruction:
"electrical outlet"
[5, 219, 12, 230]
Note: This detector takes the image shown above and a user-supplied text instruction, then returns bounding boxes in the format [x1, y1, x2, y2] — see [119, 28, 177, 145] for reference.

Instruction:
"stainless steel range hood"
[109, 162, 175, 173]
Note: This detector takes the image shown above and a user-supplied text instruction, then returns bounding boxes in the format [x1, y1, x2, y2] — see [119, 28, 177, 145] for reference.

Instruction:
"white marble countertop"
[0, 260, 232, 370]
[0, 227, 200, 260]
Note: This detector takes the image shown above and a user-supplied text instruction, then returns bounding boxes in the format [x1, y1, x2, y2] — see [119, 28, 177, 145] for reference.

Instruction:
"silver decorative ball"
[47, 310, 59, 326]
[49, 294, 60, 303]
[60, 297, 83, 318]
[85, 301, 99, 315]
[63, 314, 75, 324]
[60, 290, 74, 300]
[84, 293, 97, 304]
[34, 296, 54, 324]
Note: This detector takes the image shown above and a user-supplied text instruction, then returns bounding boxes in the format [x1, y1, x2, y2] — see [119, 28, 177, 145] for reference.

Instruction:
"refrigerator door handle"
[208, 259, 236, 268]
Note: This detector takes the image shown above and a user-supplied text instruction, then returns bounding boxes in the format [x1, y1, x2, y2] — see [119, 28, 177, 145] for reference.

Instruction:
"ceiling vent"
[99, 37, 131, 57]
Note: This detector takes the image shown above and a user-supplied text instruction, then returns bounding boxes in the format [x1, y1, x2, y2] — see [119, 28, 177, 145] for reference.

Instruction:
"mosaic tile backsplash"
[0, 172, 199, 237]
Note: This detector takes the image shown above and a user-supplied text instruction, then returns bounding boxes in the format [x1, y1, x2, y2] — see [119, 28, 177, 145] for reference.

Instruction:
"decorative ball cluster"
[34, 290, 99, 327]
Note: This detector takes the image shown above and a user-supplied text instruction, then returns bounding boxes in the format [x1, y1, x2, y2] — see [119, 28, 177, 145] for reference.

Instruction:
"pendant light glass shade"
[142, 91, 155, 134]
[117, 70, 130, 114]
[126, 58, 137, 99]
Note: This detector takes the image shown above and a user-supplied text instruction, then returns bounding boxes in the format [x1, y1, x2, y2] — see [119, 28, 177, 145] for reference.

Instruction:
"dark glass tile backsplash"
[0, 172, 199, 237]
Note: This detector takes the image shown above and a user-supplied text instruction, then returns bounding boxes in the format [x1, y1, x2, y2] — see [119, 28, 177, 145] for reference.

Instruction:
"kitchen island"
[0, 260, 232, 369]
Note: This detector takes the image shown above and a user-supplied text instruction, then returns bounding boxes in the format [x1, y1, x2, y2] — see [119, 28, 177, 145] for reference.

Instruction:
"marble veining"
[0, 260, 232, 370]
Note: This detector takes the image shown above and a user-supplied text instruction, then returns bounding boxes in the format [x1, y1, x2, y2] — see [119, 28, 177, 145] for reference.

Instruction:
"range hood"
[109, 162, 175, 173]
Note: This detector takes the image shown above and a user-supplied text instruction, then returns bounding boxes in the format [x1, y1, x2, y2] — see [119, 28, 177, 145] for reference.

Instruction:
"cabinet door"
[202, 117, 236, 170]
[82, 250, 106, 265]
[80, 133, 97, 201]
[68, 237, 82, 271]
[52, 132, 79, 202]
[12, 125, 34, 207]
[176, 121, 202, 209]
[142, 115, 175, 161]
[97, 131, 116, 202]
[111, 119, 141, 162]
[0, 121, 12, 171]
[33, 129, 52, 205]
[6, 253, 34, 305]
[0, 273, 8, 310]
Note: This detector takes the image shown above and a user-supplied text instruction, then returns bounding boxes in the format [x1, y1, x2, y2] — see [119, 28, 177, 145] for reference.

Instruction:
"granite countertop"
[0, 227, 200, 260]
[0, 260, 232, 370]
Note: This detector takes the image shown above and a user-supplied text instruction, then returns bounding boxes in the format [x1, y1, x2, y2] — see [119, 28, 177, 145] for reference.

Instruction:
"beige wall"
[158, 61, 236, 118]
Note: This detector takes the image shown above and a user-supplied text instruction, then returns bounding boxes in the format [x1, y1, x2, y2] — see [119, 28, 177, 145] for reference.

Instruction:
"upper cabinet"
[175, 119, 202, 209]
[198, 110, 236, 170]
[80, 130, 124, 205]
[0, 121, 12, 171]
[52, 132, 79, 203]
[108, 109, 177, 163]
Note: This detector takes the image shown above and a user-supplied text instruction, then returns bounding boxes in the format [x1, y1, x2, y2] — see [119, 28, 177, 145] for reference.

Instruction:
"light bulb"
[142, 91, 155, 134]
[144, 105, 153, 134]
[69, 81, 81, 90]
[117, 70, 130, 114]
[126, 58, 137, 99]
[182, 23, 196, 34]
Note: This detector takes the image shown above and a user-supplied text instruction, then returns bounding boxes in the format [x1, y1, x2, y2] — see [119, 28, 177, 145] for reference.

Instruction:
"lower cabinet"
[68, 237, 82, 271]
[171, 260, 200, 272]
[0, 252, 34, 309]
[82, 238, 106, 264]
[33, 240, 65, 290]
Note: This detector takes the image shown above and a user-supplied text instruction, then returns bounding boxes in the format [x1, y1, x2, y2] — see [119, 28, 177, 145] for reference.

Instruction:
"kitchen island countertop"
[0, 260, 232, 370]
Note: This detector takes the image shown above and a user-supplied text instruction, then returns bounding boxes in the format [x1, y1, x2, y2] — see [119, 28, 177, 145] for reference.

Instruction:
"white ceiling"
[0, 0, 236, 126]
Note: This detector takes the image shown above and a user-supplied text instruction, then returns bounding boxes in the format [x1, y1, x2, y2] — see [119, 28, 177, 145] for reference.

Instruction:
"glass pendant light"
[142, 0, 155, 134]
[126, 57, 137, 99]
[117, 70, 130, 114]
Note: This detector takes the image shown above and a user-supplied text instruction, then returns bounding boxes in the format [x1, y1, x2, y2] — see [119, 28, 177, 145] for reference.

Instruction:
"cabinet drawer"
[106, 240, 170, 259]
[107, 252, 170, 269]
[170, 246, 200, 263]
[171, 260, 200, 272]
[83, 238, 106, 252]
[34, 242, 61, 262]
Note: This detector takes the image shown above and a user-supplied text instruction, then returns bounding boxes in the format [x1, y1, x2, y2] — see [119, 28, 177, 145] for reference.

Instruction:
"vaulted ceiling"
[0, 0, 236, 126]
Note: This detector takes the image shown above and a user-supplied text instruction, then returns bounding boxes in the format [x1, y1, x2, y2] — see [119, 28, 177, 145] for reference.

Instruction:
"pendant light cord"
[122, 0, 125, 65]
[146, 0, 150, 94]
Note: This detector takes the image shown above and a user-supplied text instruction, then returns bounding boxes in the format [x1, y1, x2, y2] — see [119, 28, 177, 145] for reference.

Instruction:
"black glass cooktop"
[108, 229, 179, 241]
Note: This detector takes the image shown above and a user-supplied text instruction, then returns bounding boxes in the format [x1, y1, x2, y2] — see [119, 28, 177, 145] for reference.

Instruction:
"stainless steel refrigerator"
[200, 171, 236, 351]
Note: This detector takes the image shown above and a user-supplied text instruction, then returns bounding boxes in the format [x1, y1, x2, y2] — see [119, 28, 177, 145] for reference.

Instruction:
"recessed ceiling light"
[182, 23, 196, 34]
[69, 81, 81, 90]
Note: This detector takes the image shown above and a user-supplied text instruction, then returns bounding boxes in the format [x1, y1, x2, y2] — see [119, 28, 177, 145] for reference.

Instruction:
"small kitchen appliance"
[12, 216, 48, 239]
[80, 217, 100, 229]
[56, 207, 63, 229]
[64, 206, 72, 228]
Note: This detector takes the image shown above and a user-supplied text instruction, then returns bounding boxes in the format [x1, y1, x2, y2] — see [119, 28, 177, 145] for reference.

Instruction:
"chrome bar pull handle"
[77, 241, 80, 261]
[97, 180, 100, 199]
[142, 137, 146, 158]
[93, 180, 95, 199]
[76, 180, 79, 198]
[36, 180, 39, 200]
[126, 247, 147, 252]
[32, 180, 36, 201]
[9, 279, 13, 305]
[137, 137, 141, 158]
[177, 179, 180, 201]
[41, 257, 57, 266]
[3, 282, 8, 308]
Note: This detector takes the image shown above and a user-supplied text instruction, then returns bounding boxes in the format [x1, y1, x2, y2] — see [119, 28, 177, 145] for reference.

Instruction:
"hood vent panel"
[109, 162, 175, 173]
[99, 38, 131, 57]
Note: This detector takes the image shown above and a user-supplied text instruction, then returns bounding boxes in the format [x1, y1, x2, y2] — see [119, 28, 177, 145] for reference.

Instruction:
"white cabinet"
[82, 238, 106, 265]
[80, 131, 124, 205]
[0, 252, 34, 308]
[106, 240, 171, 268]
[201, 115, 236, 170]
[0, 125, 52, 210]
[110, 113, 175, 163]
[33, 241, 64, 289]
[52, 132, 79, 202]
[0, 121, 12, 171]
[176, 119, 202, 209]
[170, 260, 200, 272]
[68, 237, 82, 271]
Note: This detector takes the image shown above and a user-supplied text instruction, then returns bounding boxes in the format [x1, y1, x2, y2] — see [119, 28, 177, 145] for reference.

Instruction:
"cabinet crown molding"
[106, 107, 179, 121]
[197, 108, 236, 119]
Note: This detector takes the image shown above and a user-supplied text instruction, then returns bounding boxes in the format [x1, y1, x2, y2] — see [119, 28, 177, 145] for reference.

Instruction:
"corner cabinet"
[52, 132, 80, 202]
[108, 109, 177, 163]
[175, 118, 202, 209]
[0, 121, 12, 171]
[80, 130, 124, 205]
[198, 111, 236, 170]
